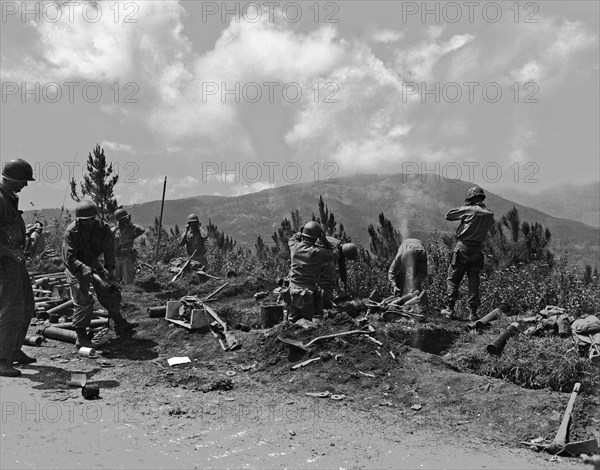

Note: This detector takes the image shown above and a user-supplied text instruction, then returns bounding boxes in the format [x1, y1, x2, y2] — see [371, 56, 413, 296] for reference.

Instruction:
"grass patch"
[444, 331, 600, 393]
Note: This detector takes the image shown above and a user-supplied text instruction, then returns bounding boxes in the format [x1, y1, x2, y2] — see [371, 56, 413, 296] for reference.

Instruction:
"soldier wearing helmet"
[287, 222, 340, 323]
[25, 221, 45, 259]
[111, 208, 145, 284]
[179, 213, 209, 268]
[62, 200, 137, 348]
[388, 238, 428, 305]
[442, 186, 494, 321]
[0, 159, 37, 377]
[316, 236, 358, 313]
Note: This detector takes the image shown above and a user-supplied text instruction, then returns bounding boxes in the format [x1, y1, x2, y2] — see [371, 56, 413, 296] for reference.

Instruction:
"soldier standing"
[63, 200, 137, 348]
[0, 159, 37, 377]
[112, 208, 145, 284]
[442, 186, 494, 321]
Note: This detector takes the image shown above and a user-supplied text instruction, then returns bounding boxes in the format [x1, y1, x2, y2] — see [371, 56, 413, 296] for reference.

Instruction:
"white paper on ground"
[167, 356, 191, 366]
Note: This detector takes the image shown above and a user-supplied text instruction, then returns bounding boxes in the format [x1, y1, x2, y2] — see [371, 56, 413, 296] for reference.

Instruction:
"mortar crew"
[25, 220, 45, 258]
[111, 208, 145, 284]
[287, 222, 340, 323]
[0, 159, 38, 377]
[388, 238, 428, 305]
[179, 213, 209, 268]
[441, 186, 494, 321]
[316, 236, 358, 310]
[62, 200, 138, 348]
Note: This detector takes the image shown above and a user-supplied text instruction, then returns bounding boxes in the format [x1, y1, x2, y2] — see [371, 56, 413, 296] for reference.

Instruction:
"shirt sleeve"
[388, 248, 402, 284]
[134, 224, 145, 237]
[288, 232, 302, 248]
[315, 245, 339, 263]
[101, 225, 116, 268]
[62, 230, 84, 274]
[445, 206, 469, 221]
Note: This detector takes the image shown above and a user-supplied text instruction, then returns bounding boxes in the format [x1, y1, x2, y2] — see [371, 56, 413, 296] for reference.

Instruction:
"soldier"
[287, 222, 340, 323]
[442, 186, 494, 321]
[112, 208, 145, 284]
[25, 221, 45, 259]
[0, 159, 37, 377]
[179, 214, 209, 268]
[316, 236, 358, 312]
[63, 200, 137, 348]
[388, 238, 428, 304]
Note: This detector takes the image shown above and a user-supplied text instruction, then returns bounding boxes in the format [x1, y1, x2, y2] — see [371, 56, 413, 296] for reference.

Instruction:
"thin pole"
[154, 176, 167, 267]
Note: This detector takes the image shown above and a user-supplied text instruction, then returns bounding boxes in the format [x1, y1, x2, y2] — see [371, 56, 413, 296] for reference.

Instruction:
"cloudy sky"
[1, 1, 598, 209]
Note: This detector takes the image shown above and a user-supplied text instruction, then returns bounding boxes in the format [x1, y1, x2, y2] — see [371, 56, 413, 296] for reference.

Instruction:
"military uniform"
[0, 183, 35, 367]
[63, 219, 122, 329]
[316, 236, 342, 309]
[445, 202, 494, 313]
[287, 233, 339, 322]
[179, 229, 208, 267]
[112, 222, 144, 284]
[388, 238, 428, 301]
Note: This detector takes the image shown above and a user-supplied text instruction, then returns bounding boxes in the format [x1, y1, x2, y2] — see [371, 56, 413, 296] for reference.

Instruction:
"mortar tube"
[392, 291, 419, 306]
[42, 326, 77, 344]
[54, 319, 108, 330]
[486, 322, 520, 356]
[147, 306, 167, 318]
[36, 299, 65, 307]
[24, 336, 44, 346]
[33, 272, 65, 279]
[92, 310, 109, 318]
[475, 307, 503, 328]
[47, 300, 74, 316]
[34, 277, 49, 286]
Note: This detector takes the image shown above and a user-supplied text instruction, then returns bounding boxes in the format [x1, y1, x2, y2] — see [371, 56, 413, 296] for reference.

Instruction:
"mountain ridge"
[25, 174, 599, 266]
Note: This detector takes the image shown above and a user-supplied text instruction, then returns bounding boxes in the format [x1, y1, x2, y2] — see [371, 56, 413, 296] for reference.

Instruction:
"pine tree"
[312, 195, 349, 242]
[366, 212, 401, 267]
[70, 144, 119, 222]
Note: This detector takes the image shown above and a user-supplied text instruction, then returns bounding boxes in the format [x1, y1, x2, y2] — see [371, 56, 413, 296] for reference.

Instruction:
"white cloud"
[285, 42, 408, 173]
[510, 60, 543, 83]
[372, 29, 404, 44]
[395, 33, 475, 81]
[2, 2, 191, 96]
[100, 140, 134, 154]
[148, 13, 346, 157]
[231, 182, 276, 196]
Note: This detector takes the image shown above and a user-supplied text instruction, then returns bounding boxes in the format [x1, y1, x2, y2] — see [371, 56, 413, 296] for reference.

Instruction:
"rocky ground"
[2, 270, 598, 469]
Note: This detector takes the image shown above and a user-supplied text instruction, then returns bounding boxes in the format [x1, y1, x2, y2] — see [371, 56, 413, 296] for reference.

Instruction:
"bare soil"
[2, 270, 598, 469]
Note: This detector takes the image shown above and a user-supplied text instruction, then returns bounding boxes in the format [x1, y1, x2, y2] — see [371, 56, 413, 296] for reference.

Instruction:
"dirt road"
[1, 361, 582, 470]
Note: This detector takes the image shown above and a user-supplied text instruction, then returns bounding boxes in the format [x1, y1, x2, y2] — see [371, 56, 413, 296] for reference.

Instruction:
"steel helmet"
[75, 200, 99, 219]
[2, 158, 35, 181]
[114, 208, 129, 221]
[302, 221, 322, 240]
[187, 214, 200, 224]
[341, 243, 358, 260]
[465, 186, 486, 202]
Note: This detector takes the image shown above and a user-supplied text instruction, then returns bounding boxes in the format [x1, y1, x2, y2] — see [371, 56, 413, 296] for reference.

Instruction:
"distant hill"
[25, 174, 600, 266]
[495, 182, 600, 228]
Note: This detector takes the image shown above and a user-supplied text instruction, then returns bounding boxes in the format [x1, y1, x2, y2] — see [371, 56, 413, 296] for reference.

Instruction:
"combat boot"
[0, 359, 22, 377]
[112, 313, 138, 336]
[74, 328, 95, 349]
[12, 350, 37, 365]
[468, 307, 479, 322]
